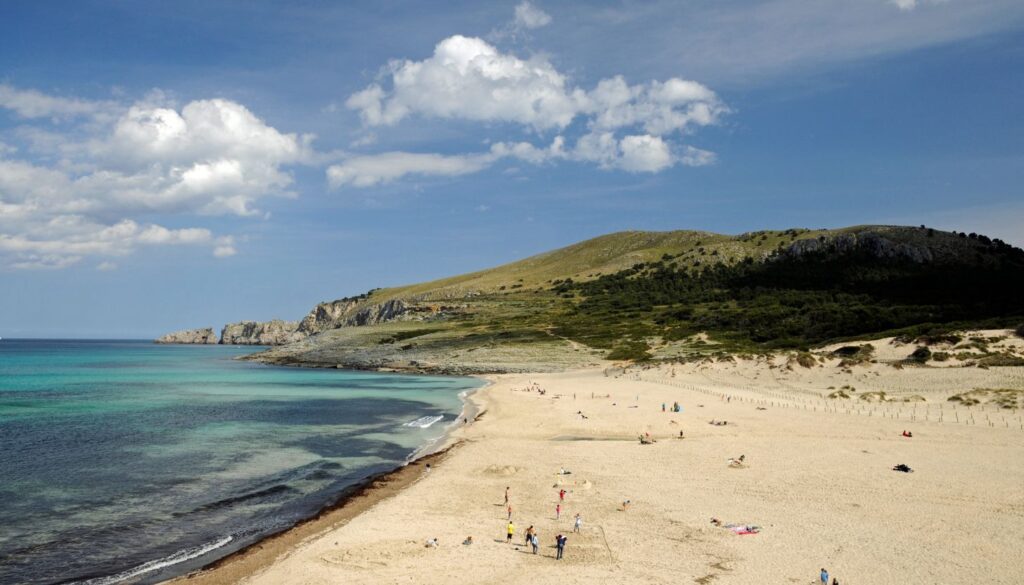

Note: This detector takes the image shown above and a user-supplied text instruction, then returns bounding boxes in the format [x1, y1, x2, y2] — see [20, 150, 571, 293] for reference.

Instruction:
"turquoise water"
[0, 340, 481, 584]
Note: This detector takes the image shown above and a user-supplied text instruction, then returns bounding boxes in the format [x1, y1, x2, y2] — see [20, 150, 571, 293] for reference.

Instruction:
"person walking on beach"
[555, 534, 567, 560]
[573, 513, 582, 533]
[820, 568, 829, 585]
[507, 504, 513, 520]
[504, 486, 510, 505]
[556, 503, 562, 520]
[558, 488, 566, 502]
[531, 532, 539, 554]
[506, 521, 515, 543]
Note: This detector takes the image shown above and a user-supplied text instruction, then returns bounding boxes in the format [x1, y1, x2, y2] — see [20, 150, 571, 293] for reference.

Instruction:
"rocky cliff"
[220, 320, 304, 345]
[298, 297, 410, 333]
[155, 328, 218, 344]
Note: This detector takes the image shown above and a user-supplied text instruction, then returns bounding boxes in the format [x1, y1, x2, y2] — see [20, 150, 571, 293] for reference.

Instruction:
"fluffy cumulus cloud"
[346, 35, 585, 130]
[0, 87, 312, 269]
[337, 23, 726, 188]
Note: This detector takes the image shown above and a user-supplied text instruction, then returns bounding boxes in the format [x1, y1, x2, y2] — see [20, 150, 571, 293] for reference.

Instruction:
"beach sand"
[174, 357, 1024, 584]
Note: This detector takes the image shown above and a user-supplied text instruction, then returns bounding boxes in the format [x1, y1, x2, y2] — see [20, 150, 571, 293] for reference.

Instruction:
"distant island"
[159, 225, 1024, 374]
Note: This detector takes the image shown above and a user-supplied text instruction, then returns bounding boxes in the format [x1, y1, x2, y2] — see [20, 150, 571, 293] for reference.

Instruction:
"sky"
[1, 0, 1022, 338]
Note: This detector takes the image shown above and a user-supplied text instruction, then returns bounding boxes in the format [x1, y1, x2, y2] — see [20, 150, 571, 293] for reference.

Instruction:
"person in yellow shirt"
[506, 521, 515, 543]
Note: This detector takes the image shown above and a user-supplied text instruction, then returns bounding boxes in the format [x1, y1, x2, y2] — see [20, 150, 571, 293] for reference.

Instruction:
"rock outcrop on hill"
[298, 297, 410, 334]
[155, 328, 218, 344]
[220, 320, 304, 345]
[783, 230, 935, 263]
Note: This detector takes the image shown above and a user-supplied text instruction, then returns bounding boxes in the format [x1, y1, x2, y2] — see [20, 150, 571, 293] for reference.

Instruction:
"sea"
[0, 339, 481, 585]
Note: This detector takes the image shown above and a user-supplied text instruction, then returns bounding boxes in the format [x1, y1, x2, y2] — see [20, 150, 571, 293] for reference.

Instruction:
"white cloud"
[0, 218, 220, 270]
[0, 84, 112, 119]
[679, 145, 716, 167]
[213, 243, 237, 257]
[328, 131, 710, 187]
[341, 35, 724, 187]
[514, 2, 552, 29]
[618, 135, 674, 173]
[0, 86, 314, 269]
[327, 151, 494, 188]
[96, 261, 118, 271]
[347, 35, 585, 130]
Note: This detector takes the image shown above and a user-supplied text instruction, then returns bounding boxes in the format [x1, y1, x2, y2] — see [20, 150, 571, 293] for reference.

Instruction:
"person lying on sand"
[462, 536, 473, 545]
[425, 538, 439, 548]
[727, 455, 746, 467]
[558, 467, 572, 475]
[902, 430, 913, 438]
[892, 463, 914, 473]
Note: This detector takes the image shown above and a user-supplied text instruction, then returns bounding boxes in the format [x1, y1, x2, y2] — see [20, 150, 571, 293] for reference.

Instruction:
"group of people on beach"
[501, 484, 583, 560]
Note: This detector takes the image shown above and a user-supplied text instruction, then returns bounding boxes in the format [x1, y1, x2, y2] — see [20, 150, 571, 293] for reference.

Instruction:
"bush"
[795, 352, 816, 368]
[909, 346, 932, 362]
[606, 340, 652, 362]
[917, 333, 962, 345]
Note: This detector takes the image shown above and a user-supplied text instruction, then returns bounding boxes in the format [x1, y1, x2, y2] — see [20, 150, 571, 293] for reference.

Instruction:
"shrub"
[917, 333, 962, 345]
[606, 340, 652, 362]
[909, 346, 932, 362]
[976, 354, 1024, 367]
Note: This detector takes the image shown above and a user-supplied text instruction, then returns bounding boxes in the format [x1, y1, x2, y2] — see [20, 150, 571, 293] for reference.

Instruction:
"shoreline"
[166, 443, 464, 585]
[162, 375, 492, 585]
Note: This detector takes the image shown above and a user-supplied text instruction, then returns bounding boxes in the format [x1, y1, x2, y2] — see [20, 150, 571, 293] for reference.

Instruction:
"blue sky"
[1, 0, 1022, 338]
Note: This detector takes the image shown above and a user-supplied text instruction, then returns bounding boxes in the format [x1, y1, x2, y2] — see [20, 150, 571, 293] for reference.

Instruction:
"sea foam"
[404, 415, 444, 428]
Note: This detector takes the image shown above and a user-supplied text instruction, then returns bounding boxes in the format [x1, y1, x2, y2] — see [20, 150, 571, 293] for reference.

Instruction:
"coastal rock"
[298, 297, 410, 334]
[297, 297, 363, 334]
[155, 328, 218, 344]
[220, 320, 304, 345]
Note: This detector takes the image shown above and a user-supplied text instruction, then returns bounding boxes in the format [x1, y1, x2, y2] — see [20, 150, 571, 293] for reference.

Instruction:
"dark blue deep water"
[0, 340, 480, 584]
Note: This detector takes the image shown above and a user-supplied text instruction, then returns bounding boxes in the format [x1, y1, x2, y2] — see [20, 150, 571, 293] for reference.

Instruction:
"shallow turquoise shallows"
[0, 339, 481, 585]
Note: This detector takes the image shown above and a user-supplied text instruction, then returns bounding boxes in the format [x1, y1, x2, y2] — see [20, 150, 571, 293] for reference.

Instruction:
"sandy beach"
[173, 337, 1024, 585]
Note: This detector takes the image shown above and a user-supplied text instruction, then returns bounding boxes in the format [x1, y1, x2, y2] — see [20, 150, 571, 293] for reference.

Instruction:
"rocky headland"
[155, 328, 219, 344]
[220, 320, 304, 345]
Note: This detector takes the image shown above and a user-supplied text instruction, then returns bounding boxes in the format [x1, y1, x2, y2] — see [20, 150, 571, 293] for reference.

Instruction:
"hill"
[239, 225, 1024, 373]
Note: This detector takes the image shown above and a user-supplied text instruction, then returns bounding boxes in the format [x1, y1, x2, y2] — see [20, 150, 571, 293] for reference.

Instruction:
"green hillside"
[251, 225, 1024, 372]
[367, 228, 833, 300]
